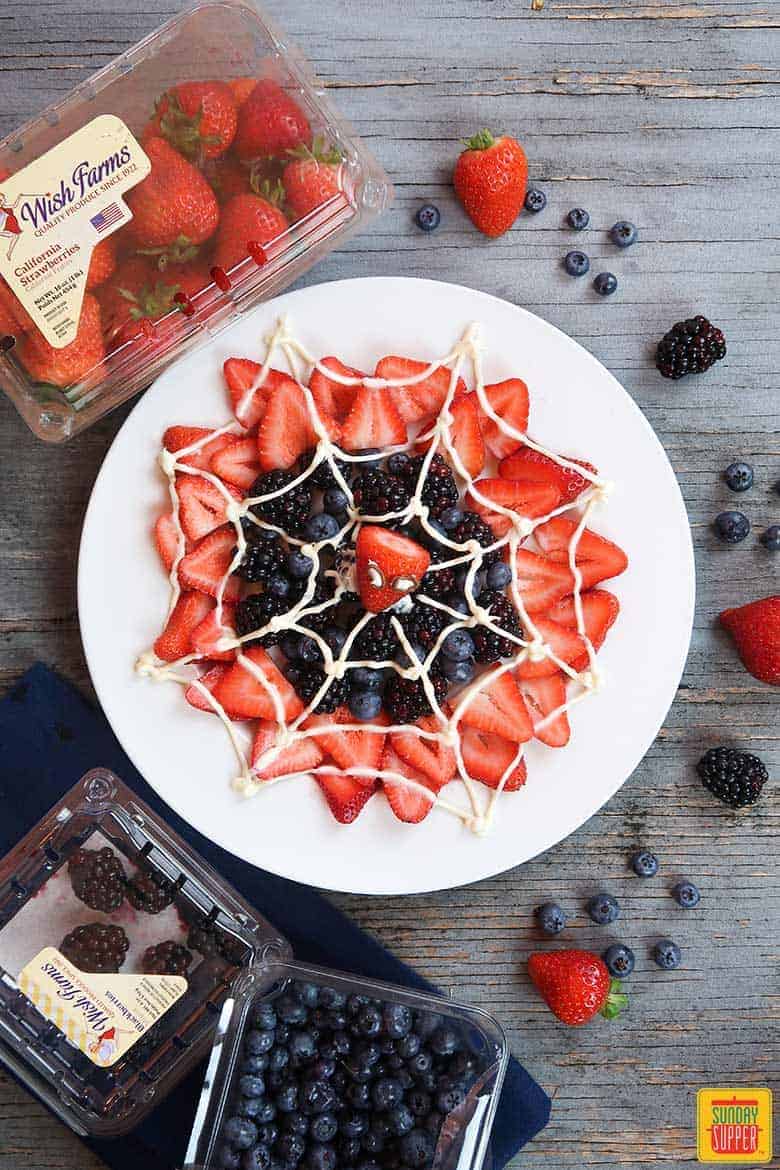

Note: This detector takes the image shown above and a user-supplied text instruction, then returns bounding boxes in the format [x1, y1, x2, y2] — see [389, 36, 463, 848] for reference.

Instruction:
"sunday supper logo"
[696, 1088, 773, 1163]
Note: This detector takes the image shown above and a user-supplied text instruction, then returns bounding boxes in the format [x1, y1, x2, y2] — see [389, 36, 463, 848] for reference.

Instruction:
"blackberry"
[696, 746, 768, 809]
[402, 605, 447, 653]
[403, 454, 459, 518]
[383, 673, 448, 723]
[68, 847, 125, 913]
[187, 915, 246, 965]
[60, 923, 129, 974]
[419, 545, 457, 601]
[298, 450, 350, 490]
[656, 315, 726, 380]
[235, 536, 287, 583]
[235, 592, 295, 646]
[352, 469, 411, 517]
[472, 589, 521, 663]
[353, 613, 400, 662]
[126, 868, 175, 914]
[249, 469, 312, 533]
[293, 667, 350, 713]
[142, 940, 192, 976]
[449, 512, 500, 566]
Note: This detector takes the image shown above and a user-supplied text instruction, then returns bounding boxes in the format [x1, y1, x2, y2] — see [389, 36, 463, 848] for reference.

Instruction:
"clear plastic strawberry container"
[0, 1, 391, 442]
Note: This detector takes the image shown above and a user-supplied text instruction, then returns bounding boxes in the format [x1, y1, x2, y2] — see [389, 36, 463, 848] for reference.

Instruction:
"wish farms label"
[0, 115, 150, 347]
[19, 946, 186, 1066]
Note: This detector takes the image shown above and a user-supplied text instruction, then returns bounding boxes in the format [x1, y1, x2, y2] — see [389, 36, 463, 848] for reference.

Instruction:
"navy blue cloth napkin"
[0, 664, 550, 1169]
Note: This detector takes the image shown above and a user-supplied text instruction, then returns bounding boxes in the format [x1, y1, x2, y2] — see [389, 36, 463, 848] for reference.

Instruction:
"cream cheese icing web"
[136, 319, 616, 835]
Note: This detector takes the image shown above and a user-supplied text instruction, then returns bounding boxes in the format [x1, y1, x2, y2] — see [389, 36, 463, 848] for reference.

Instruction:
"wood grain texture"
[0, 0, 778, 1167]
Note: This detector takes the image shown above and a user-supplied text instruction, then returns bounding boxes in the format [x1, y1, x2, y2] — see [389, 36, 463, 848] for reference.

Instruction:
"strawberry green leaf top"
[453, 128, 528, 239]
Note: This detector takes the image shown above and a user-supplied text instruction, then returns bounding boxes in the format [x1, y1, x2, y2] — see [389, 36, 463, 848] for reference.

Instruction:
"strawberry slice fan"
[138, 317, 628, 832]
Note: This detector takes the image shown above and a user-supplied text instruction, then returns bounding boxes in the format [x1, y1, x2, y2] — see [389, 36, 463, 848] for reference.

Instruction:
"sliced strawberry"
[534, 517, 629, 588]
[340, 385, 406, 451]
[304, 706, 387, 783]
[448, 394, 485, 478]
[154, 512, 188, 573]
[163, 425, 235, 471]
[355, 525, 431, 613]
[517, 673, 570, 747]
[176, 473, 242, 542]
[546, 589, 620, 654]
[374, 356, 466, 425]
[499, 446, 597, 504]
[210, 435, 261, 490]
[256, 377, 322, 471]
[478, 379, 530, 459]
[515, 616, 589, 679]
[389, 715, 457, 790]
[190, 601, 237, 661]
[514, 548, 576, 613]
[310, 356, 362, 425]
[469, 478, 560, 523]
[457, 672, 533, 743]
[178, 526, 241, 600]
[459, 726, 527, 790]
[153, 591, 213, 662]
[251, 721, 324, 781]
[316, 772, 377, 824]
[223, 359, 292, 430]
[381, 743, 437, 823]
[212, 646, 304, 720]
[184, 663, 241, 716]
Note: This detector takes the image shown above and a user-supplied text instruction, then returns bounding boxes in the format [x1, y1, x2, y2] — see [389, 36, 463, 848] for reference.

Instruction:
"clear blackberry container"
[0, 0, 391, 442]
[0, 769, 290, 1136]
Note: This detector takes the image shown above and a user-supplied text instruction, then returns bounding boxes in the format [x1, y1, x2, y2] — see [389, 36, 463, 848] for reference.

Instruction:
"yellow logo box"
[697, 1088, 773, 1163]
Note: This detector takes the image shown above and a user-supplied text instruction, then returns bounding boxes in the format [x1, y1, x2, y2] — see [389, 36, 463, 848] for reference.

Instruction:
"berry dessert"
[138, 319, 628, 832]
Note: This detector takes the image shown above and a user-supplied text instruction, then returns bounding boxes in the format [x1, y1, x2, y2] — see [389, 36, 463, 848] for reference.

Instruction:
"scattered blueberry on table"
[566, 207, 589, 230]
[524, 188, 547, 213]
[630, 850, 659, 878]
[713, 510, 750, 544]
[759, 525, 780, 551]
[672, 881, 701, 908]
[563, 250, 590, 277]
[723, 461, 754, 492]
[586, 893, 620, 925]
[603, 944, 635, 979]
[609, 220, 637, 247]
[652, 939, 682, 971]
[593, 272, 618, 296]
[414, 204, 441, 232]
[535, 902, 567, 935]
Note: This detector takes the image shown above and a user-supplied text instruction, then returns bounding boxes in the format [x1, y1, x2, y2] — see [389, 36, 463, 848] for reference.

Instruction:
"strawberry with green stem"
[233, 78, 312, 162]
[146, 81, 237, 161]
[16, 293, 105, 388]
[283, 138, 343, 219]
[453, 129, 528, 239]
[126, 137, 219, 255]
[212, 191, 288, 273]
[528, 949, 628, 1025]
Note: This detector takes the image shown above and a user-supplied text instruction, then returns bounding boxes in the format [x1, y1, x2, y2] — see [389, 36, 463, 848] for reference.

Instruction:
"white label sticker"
[0, 115, 150, 347]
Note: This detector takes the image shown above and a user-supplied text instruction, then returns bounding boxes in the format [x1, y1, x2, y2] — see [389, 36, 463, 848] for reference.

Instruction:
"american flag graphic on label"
[90, 202, 124, 233]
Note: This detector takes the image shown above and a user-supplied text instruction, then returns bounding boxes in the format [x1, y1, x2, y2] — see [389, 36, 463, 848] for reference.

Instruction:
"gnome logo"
[88, 1025, 118, 1064]
[0, 191, 23, 259]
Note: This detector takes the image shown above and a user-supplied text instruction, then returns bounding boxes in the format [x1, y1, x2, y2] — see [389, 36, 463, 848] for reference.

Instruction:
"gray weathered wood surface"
[0, 0, 778, 1167]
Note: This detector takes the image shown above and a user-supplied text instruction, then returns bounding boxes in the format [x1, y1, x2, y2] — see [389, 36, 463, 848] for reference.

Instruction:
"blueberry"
[361, 1128, 385, 1155]
[257, 1123, 278, 1147]
[310, 1112, 339, 1143]
[356, 448, 382, 471]
[224, 1117, 258, 1150]
[295, 980, 321, 1007]
[396, 1032, 421, 1059]
[304, 512, 340, 542]
[610, 220, 637, 247]
[239, 1095, 267, 1118]
[586, 892, 620, 925]
[724, 461, 754, 492]
[219, 1148, 242, 1170]
[445, 594, 470, 615]
[398, 640, 426, 668]
[311, 1144, 338, 1170]
[282, 1111, 309, 1136]
[280, 633, 300, 661]
[269, 1047, 289, 1074]
[342, 1112, 368, 1138]
[713, 510, 750, 544]
[631, 850, 659, 878]
[349, 689, 383, 721]
[567, 207, 589, 230]
[602, 943, 635, 979]
[563, 250, 590, 277]
[372, 1077, 404, 1110]
[437, 1084, 466, 1114]
[653, 939, 682, 970]
[455, 568, 485, 598]
[387, 453, 411, 477]
[239, 1074, 266, 1098]
[386, 1104, 415, 1137]
[760, 524, 780, 551]
[347, 1082, 371, 1110]
[288, 550, 314, 579]
[300, 1080, 335, 1114]
[383, 1002, 413, 1038]
[355, 1041, 381, 1067]
[275, 1085, 299, 1113]
[672, 880, 700, 908]
[407, 1089, 432, 1117]
[297, 636, 321, 663]
[431, 1026, 460, 1057]
[242, 1147, 271, 1170]
[428, 519, 448, 542]
[242, 1054, 269, 1075]
[351, 666, 383, 691]
[276, 1132, 305, 1163]
[277, 997, 308, 1025]
[332, 1031, 351, 1057]
[324, 487, 349, 515]
[593, 272, 618, 296]
[534, 902, 566, 935]
[439, 506, 464, 531]
[267, 574, 290, 598]
[401, 1128, 437, 1168]
[251, 1003, 277, 1031]
[414, 202, 441, 232]
[441, 629, 475, 661]
[339, 1136, 362, 1165]
[524, 188, 547, 213]
[486, 561, 512, 589]
[319, 987, 347, 1009]
[408, 1049, 433, 1077]
[289, 1030, 317, 1064]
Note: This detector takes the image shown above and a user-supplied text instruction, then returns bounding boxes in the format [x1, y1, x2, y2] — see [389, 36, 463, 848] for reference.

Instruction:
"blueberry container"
[0, 0, 391, 442]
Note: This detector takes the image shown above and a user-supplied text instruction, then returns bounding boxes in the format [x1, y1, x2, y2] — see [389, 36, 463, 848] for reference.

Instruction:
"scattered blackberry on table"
[713, 510, 749, 544]
[449, 511, 500, 565]
[384, 673, 448, 723]
[60, 923, 129, 974]
[723, 460, 754, 492]
[524, 188, 546, 213]
[586, 892, 620, 925]
[142, 940, 192, 976]
[472, 589, 521, 663]
[249, 469, 313, 534]
[610, 220, 637, 247]
[631, 850, 659, 878]
[760, 525, 780, 551]
[652, 939, 681, 970]
[298, 450, 351, 490]
[402, 604, 447, 653]
[126, 868, 175, 914]
[567, 207, 589, 230]
[696, 746, 768, 808]
[353, 613, 400, 662]
[235, 535, 287, 583]
[403, 454, 459, 518]
[68, 846, 125, 913]
[672, 880, 701, 908]
[563, 250, 589, 277]
[656, 315, 726, 380]
[352, 469, 411, 517]
[535, 902, 567, 935]
[292, 667, 350, 713]
[603, 944, 635, 979]
[593, 271, 618, 296]
[414, 203, 441, 232]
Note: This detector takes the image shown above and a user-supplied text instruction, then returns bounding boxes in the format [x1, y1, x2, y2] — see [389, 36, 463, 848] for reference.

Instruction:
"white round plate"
[79, 277, 694, 896]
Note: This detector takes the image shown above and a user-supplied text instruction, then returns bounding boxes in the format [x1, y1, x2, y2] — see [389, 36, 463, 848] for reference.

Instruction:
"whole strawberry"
[453, 129, 528, 238]
[212, 192, 288, 272]
[0, 278, 34, 335]
[720, 596, 779, 686]
[528, 949, 628, 1026]
[85, 237, 118, 290]
[147, 80, 237, 161]
[126, 137, 219, 251]
[283, 141, 343, 219]
[233, 79, 312, 162]
[17, 294, 105, 387]
[228, 77, 258, 109]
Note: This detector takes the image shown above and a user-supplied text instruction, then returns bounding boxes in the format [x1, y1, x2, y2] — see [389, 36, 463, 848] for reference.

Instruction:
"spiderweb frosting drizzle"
[137, 318, 615, 834]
